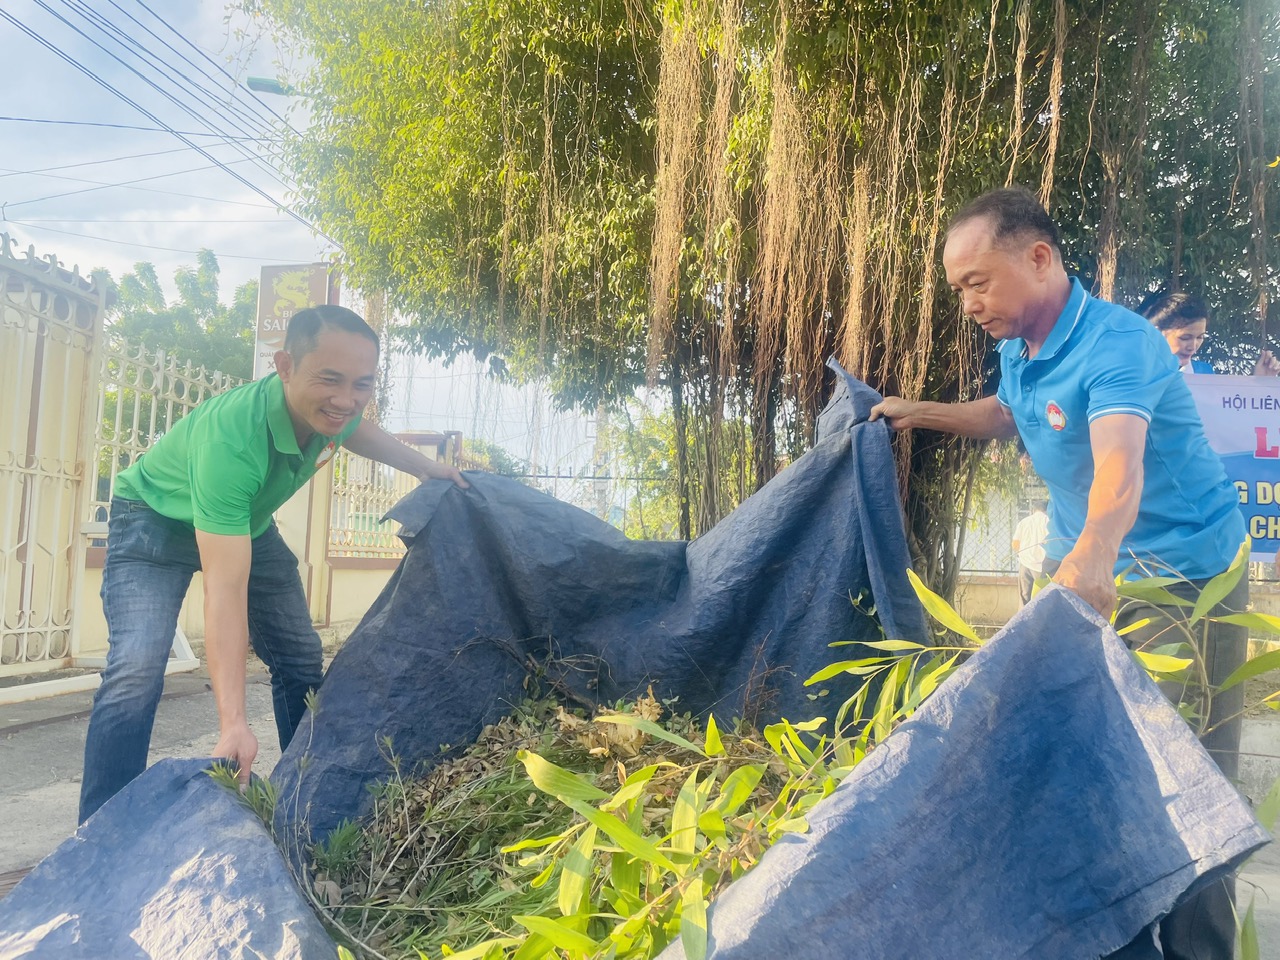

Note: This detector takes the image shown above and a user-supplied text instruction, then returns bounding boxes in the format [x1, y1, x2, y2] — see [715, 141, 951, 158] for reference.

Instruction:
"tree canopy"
[244, 0, 1279, 591]
[98, 249, 258, 379]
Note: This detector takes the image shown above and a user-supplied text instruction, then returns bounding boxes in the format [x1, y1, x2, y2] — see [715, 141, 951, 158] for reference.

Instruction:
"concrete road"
[0, 664, 281, 875]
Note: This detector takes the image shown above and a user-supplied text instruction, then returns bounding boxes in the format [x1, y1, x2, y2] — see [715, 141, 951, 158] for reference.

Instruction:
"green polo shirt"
[113, 374, 360, 538]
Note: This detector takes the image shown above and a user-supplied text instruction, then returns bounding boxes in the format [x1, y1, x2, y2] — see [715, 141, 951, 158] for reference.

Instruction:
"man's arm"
[868, 394, 1019, 439]
[343, 420, 470, 487]
[1051, 414, 1147, 616]
[194, 530, 257, 787]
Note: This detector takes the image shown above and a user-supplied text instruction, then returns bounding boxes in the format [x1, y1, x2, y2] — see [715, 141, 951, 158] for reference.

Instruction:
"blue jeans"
[79, 498, 324, 822]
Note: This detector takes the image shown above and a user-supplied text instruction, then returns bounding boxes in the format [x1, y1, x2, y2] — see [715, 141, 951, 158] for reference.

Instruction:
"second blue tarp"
[657, 585, 1269, 960]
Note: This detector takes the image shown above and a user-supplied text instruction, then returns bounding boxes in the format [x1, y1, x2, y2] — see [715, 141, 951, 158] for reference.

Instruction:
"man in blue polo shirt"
[80, 305, 468, 822]
[871, 187, 1247, 960]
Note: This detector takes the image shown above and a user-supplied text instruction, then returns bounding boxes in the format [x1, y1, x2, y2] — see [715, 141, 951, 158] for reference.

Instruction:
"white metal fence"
[327, 449, 419, 558]
[89, 340, 244, 526]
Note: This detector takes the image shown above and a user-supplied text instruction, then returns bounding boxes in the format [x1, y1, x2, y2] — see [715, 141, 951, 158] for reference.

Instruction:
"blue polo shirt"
[995, 278, 1244, 579]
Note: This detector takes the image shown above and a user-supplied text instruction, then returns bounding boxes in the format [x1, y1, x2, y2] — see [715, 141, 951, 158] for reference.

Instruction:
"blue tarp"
[270, 361, 929, 845]
[0, 365, 1266, 958]
[0, 759, 337, 960]
[656, 585, 1270, 960]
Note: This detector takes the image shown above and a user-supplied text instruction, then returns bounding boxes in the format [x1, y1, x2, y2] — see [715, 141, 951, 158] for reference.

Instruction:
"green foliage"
[240, 0, 1280, 597]
[101, 250, 257, 380]
[206, 762, 278, 825]
[309, 600, 962, 958]
[463, 438, 533, 481]
[597, 402, 753, 540]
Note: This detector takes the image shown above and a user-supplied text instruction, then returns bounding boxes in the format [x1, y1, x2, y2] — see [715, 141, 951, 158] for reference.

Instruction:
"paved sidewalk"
[0, 663, 281, 876]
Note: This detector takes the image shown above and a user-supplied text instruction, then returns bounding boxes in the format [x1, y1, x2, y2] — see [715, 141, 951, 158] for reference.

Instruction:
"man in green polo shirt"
[79, 304, 468, 821]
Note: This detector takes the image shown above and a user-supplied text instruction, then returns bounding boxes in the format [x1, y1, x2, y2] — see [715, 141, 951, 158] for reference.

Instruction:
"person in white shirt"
[1011, 500, 1049, 605]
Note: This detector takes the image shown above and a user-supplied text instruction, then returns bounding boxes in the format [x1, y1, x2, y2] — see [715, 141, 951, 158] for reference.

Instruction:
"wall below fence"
[954, 573, 1021, 634]
[955, 571, 1280, 638]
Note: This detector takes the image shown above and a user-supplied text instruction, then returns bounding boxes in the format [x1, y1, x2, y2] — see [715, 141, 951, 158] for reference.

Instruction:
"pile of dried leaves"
[310, 692, 787, 958]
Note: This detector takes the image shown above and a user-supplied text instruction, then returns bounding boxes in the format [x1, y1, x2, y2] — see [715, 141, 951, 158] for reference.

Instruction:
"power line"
[38, 0, 294, 196]
[0, 145, 233, 179]
[4, 219, 329, 263]
[118, 0, 301, 136]
[0, 7, 329, 240]
[0, 157, 272, 210]
[59, 0, 291, 170]
[0, 116, 277, 139]
[13, 217, 290, 223]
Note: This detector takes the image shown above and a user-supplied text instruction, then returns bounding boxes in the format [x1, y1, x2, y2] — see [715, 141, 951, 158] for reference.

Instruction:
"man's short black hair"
[947, 186, 1061, 252]
[1137, 290, 1210, 331]
[284, 305, 380, 359]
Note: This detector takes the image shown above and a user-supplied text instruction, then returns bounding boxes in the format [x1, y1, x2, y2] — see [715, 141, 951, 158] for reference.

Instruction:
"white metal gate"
[0, 236, 108, 677]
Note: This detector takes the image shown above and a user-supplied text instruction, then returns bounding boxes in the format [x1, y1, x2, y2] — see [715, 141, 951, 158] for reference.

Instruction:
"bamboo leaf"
[711, 764, 764, 817]
[906, 568, 981, 642]
[1255, 776, 1280, 832]
[435, 939, 520, 960]
[511, 934, 554, 960]
[805, 660, 893, 685]
[1213, 612, 1280, 635]
[770, 816, 809, 835]
[1240, 898, 1259, 960]
[557, 824, 597, 915]
[697, 808, 727, 843]
[856, 639, 927, 652]
[595, 714, 706, 756]
[513, 916, 598, 955]
[704, 714, 725, 756]
[1189, 541, 1248, 624]
[1217, 649, 1280, 693]
[565, 797, 677, 871]
[904, 653, 958, 712]
[519, 751, 609, 802]
[610, 848, 641, 901]
[502, 834, 567, 854]
[1134, 651, 1193, 674]
[680, 877, 709, 960]
[602, 764, 665, 812]
[671, 770, 701, 856]
[530, 859, 556, 889]
[1114, 579, 1193, 607]
[1115, 617, 1152, 637]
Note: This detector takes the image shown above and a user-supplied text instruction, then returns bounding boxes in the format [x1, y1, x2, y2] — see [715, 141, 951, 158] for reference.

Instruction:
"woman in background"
[1140, 290, 1280, 375]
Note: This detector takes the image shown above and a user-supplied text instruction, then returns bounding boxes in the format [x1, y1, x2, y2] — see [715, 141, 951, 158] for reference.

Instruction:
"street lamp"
[246, 76, 298, 96]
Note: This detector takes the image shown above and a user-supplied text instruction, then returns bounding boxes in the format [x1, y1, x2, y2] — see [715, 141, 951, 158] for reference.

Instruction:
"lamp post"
[245, 76, 298, 96]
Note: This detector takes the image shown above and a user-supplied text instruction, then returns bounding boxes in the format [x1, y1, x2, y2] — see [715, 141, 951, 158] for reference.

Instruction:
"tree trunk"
[670, 355, 692, 541]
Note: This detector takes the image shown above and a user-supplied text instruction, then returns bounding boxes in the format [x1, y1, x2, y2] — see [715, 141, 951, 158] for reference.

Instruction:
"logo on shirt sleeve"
[1045, 401, 1067, 431]
[315, 441, 337, 470]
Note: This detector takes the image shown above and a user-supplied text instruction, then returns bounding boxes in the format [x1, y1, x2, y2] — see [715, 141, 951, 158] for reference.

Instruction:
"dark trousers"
[1018, 566, 1037, 606]
[79, 498, 324, 822]
[1098, 571, 1249, 960]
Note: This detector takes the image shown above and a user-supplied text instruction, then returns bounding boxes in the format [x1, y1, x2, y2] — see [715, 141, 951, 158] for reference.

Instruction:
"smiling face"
[1162, 319, 1208, 366]
[942, 216, 1062, 352]
[274, 327, 378, 444]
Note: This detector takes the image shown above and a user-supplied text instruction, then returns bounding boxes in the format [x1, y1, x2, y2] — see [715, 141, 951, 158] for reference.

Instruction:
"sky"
[0, 0, 327, 300]
[0, 0, 600, 491]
